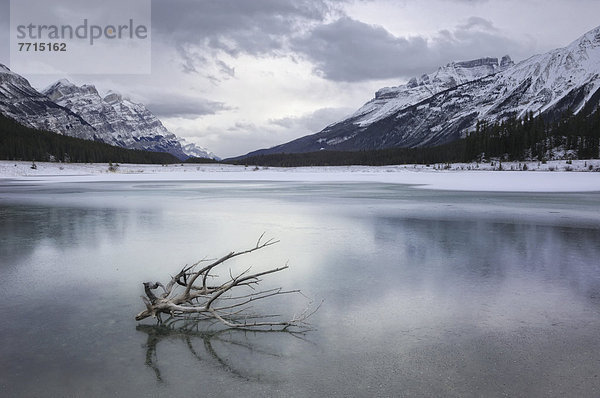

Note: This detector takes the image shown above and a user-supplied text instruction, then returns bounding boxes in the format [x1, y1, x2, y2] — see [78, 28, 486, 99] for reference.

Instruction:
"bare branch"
[135, 237, 316, 330]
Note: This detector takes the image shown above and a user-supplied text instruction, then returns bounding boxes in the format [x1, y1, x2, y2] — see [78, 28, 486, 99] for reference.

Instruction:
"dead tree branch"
[135, 235, 316, 330]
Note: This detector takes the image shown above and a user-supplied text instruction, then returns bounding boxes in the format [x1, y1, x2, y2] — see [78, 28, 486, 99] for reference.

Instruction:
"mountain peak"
[578, 24, 600, 45]
[559, 24, 600, 55]
[178, 137, 220, 160]
[42, 78, 74, 92]
[77, 84, 99, 96]
[366, 55, 510, 121]
[0, 63, 33, 87]
[452, 57, 499, 69]
[500, 55, 514, 69]
[56, 78, 74, 87]
[103, 91, 123, 104]
[43, 80, 100, 101]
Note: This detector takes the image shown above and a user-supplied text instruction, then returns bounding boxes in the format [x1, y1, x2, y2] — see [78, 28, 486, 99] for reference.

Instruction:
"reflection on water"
[1, 180, 600, 397]
[371, 217, 600, 300]
[0, 205, 148, 265]
[137, 321, 310, 383]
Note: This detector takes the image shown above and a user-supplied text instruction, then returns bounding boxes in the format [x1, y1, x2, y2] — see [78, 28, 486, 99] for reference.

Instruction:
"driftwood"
[135, 235, 317, 330]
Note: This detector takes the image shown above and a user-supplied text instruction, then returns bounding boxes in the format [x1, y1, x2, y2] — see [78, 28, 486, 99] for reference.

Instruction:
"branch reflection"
[136, 318, 311, 382]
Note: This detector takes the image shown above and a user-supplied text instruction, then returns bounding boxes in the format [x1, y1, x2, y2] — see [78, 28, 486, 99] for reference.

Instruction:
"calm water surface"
[1, 179, 600, 397]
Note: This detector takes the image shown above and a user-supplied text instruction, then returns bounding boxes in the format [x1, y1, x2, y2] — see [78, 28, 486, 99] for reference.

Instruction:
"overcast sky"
[1, 0, 600, 157]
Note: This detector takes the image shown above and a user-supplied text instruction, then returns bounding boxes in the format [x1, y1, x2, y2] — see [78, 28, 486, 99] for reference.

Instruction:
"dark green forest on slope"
[0, 113, 179, 164]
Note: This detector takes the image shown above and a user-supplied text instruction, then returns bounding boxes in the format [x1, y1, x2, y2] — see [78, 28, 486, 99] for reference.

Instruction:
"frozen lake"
[1, 179, 600, 397]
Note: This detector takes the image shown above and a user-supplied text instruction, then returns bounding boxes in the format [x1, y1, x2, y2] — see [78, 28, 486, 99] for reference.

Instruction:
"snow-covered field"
[1, 159, 599, 192]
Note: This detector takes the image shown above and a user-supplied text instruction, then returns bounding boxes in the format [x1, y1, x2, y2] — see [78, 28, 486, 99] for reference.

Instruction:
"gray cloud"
[151, 0, 341, 75]
[145, 1, 536, 83]
[292, 16, 532, 82]
[435, 17, 534, 61]
[459, 16, 498, 31]
[145, 95, 231, 119]
[216, 60, 235, 78]
[270, 107, 353, 133]
[178, 107, 354, 158]
[292, 17, 429, 81]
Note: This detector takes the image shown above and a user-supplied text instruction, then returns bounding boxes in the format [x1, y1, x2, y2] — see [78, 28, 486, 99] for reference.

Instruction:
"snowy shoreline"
[1, 159, 600, 193]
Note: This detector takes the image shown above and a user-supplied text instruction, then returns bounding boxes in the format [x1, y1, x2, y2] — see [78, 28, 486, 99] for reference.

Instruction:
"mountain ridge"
[239, 25, 600, 158]
[0, 67, 217, 160]
[0, 65, 98, 141]
[42, 79, 218, 160]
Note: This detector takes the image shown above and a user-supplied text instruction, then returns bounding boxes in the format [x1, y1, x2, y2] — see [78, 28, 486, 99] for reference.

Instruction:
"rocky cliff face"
[242, 25, 600, 157]
[0, 65, 97, 140]
[43, 81, 191, 159]
[0, 66, 217, 160]
[348, 55, 514, 129]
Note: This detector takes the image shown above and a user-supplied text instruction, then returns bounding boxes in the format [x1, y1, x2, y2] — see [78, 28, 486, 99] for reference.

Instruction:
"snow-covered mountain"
[242, 26, 600, 157]
[42, 81, 217, 160]
[0, 65, 217, 160]
[178, 137, 220, 160]
[0, 64, 97, 140]
[350, 55, 514, 128]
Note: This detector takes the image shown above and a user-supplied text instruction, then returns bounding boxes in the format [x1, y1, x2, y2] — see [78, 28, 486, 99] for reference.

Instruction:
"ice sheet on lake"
[1, 160, 600, 192]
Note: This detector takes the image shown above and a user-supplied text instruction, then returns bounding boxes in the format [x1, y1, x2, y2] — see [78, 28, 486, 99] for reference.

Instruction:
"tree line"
[2, 106, 598, 166]
[464, 109, 600, 162]
[0, 114, 179, 164]
[232, 108, 600, 167]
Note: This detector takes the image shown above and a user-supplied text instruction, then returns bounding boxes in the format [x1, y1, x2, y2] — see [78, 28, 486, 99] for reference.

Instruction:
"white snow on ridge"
[178, 137, 220, 160]
[479, 26, 600, 120]
[42, 81, 189, 159]
[0, 69, 218, 161]
[1, 160, 599, 193]
[350, 56, 513, 127]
